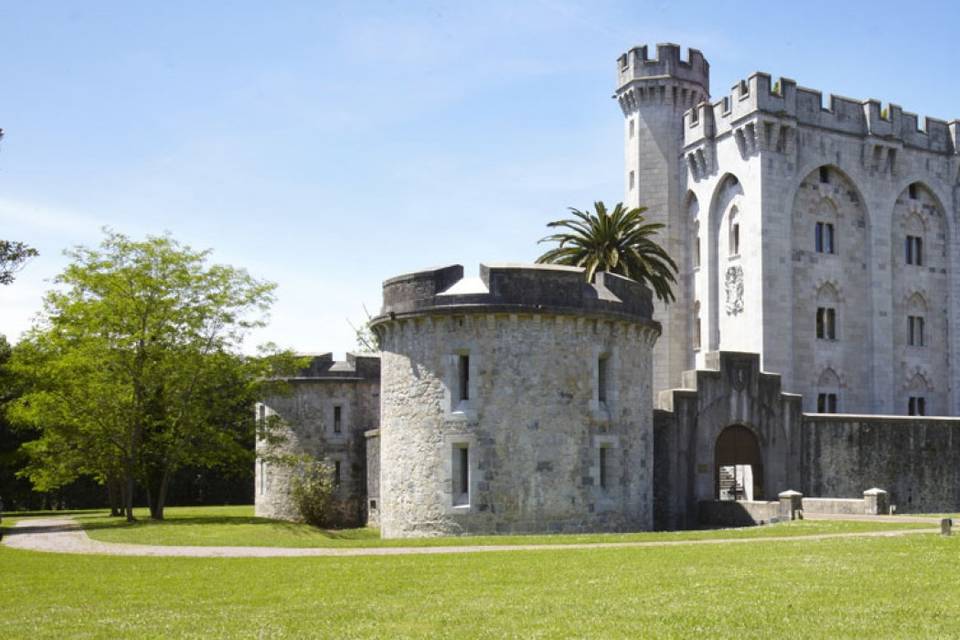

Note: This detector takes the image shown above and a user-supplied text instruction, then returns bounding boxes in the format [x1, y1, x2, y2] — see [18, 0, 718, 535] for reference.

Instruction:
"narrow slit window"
[333, 405, 342, 433]
[334, 460, 342, 486]
[629, 170, 635, 190]
[731, 223, 740, 256]
[599, 446, 610, 491]
[598, 354, 609, 404]
[452, 445, 470, 506]
[259, 459, 266, 495]
[694, 235, 701, 268]
[257, 404, 266, 440]
[694, 315, 702, 351]
[458, 354, 470, 401]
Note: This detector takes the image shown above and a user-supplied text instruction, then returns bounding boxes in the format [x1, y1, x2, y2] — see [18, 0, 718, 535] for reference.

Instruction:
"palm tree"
[536, 201, 678, 303]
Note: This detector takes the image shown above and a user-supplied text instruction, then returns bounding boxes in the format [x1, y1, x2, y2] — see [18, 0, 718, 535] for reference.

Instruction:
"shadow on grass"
[77, 514, 379, 540]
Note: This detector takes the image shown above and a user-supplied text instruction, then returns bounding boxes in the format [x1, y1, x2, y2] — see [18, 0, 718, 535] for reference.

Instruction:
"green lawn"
[1, 529, 956, 638]
[9, 505, 935, 548]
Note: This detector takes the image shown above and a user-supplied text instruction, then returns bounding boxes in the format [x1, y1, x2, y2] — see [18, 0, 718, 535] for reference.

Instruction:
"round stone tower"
[370, 263, 660, 538]
[616, 43, 709, 397]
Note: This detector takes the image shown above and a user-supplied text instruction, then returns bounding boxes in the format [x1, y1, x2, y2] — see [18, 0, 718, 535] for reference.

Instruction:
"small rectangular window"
[815, 222, 823, 253]
[819, 166, 829, 184]
[599, 446, 610, 491]
[598, 354, 609, 404]
[334, 460, 342, 486]
[452, 445, 469, 506]
[909, 183, 918, 200]
[825, 223, 834, 254]
[458, 354, 470, 401]
[333, 405, 342, 433]
[816, 308, 836, 340]
[817, 393, 838, 414]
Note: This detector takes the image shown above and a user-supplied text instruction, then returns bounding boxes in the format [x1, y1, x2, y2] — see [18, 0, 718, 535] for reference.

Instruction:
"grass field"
[0, 522, 956, 639]
[7, 505, 936, 548]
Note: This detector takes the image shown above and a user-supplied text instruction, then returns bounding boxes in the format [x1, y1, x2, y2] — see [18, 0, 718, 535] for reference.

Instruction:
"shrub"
[290, 460, 337, 528]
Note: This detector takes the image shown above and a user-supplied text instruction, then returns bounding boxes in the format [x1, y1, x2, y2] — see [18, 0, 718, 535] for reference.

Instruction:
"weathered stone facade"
[254, 353, 379, 522]
[619, 43, 960, 415]
[370, 263, 660, 538]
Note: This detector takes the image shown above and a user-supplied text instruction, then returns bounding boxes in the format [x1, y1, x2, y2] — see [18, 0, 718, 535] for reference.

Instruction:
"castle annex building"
[257, 45, 960, 537]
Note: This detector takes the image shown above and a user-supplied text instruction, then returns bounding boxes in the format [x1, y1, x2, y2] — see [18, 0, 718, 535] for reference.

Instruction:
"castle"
[256, 45, 960, 536]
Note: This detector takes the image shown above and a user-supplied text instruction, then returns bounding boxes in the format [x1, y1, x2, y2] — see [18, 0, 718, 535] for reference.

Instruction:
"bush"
[290, 460, 337, 528]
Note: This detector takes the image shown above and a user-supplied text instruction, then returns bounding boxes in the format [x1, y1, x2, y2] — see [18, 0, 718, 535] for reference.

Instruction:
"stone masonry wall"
[801, 415, 960, 514]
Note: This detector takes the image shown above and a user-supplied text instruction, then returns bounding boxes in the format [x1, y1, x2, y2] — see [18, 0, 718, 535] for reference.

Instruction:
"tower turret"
[615, 43, 709, 395]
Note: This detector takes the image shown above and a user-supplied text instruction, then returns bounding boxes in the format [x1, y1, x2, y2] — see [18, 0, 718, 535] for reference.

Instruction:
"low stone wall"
[802, 415, 960, 513]
[801, 498, 868, 515]
[698, 500, 781, 527]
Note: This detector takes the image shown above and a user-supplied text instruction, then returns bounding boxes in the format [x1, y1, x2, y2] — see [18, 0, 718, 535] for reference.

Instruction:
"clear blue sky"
[2, 0, 958, 356]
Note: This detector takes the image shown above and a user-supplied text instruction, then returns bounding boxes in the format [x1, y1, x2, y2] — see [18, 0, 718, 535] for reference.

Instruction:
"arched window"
[906, 293, 927, 348]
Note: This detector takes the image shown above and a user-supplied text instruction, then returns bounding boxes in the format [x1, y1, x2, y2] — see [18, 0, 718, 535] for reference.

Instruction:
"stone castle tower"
[370, 263, 659, 537]
[618, 43, 960, 416]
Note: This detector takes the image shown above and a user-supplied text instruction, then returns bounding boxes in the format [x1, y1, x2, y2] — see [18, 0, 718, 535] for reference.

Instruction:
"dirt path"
[1, 517, 943, 558]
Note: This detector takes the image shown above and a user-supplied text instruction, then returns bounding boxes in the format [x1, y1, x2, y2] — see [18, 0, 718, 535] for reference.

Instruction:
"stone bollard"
[778, 490, 803, 521]
[942, 518, 953, 537]
[863, 488, 889, 515]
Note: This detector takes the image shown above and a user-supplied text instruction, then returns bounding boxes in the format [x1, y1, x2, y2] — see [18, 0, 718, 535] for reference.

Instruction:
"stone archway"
[715, 425, 763, 501]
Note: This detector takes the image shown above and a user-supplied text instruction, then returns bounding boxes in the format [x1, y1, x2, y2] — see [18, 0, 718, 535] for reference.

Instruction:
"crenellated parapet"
[615, 43, 710, 114]
[374, 263, 659, 330]
[684, 71, 960, 159]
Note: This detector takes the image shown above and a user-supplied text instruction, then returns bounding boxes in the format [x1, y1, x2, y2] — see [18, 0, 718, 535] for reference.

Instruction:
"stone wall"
[801, 415, 960, 514]
[372, 263, 660, 538]
[254, 353, 380, 523]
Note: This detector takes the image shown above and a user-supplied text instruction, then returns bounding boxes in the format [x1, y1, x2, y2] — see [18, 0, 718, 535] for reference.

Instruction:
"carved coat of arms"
[725, 265, 744, 315]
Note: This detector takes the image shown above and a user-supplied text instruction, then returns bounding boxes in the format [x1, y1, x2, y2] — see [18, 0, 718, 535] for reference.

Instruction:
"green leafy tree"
[7, 230, 301, 520]
[0, 240, 38, 285]
[536, 201, 678, 302]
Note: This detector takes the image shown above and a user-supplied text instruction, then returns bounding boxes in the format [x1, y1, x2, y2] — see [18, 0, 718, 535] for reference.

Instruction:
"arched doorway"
[715, 425, 763, 501]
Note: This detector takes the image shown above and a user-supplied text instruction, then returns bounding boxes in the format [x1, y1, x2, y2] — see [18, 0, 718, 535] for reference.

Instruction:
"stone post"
[778, 490, 803, 521]
[863, 488, 889, 515]
[942, 518, 953, 537]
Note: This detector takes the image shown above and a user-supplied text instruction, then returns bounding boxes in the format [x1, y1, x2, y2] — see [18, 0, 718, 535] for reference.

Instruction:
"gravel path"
[1, 517, 942, 558]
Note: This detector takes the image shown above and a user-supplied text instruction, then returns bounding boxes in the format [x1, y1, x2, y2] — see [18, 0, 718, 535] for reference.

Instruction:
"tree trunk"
[107, 476, 123, 517]
[123, 461, 136, 522]
[148, 465, 172, 520]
